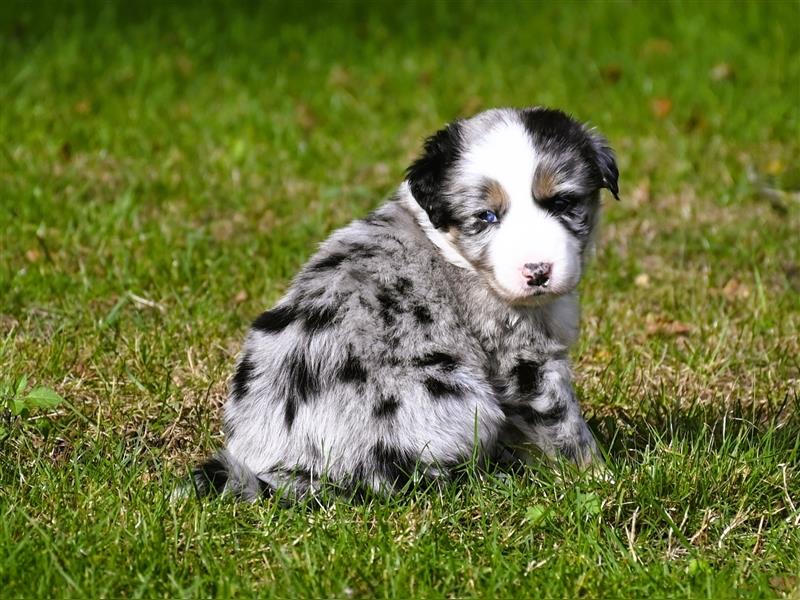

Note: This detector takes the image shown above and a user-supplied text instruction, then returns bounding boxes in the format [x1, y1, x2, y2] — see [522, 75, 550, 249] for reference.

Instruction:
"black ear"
[405, 121, 464, 229]
[590, 133, 620, 200]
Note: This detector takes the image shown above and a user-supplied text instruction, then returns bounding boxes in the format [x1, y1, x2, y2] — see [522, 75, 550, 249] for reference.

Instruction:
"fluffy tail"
[193, 450, 272, 501]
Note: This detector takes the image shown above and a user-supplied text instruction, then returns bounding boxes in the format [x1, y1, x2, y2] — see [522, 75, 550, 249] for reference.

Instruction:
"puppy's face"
[406, 108, 619, 305]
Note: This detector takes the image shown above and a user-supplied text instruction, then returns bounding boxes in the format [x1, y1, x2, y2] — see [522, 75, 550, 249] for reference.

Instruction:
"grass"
[1, 0, 799, 597]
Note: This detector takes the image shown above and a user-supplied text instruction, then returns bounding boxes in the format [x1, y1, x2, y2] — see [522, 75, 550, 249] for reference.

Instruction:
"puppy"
[194, 107, 619, 501]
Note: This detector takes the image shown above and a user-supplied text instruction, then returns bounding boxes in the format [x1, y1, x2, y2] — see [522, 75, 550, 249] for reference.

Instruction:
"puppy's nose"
[523, 262, 552, 287]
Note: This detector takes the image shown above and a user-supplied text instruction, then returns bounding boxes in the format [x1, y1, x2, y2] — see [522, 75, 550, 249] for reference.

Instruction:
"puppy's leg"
[505, 359, 601, 469]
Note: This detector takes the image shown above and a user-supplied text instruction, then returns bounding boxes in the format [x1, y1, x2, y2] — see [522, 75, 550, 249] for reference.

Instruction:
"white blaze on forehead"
[458, 118, 538, 197]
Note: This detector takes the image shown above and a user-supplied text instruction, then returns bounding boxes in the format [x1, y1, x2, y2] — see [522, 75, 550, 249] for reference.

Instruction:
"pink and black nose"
[523, 262, 552, 287]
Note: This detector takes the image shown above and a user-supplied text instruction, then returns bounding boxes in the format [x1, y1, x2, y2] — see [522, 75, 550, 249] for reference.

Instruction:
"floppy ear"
[405, 121, 464, 229]
[590, 132, 620, 200]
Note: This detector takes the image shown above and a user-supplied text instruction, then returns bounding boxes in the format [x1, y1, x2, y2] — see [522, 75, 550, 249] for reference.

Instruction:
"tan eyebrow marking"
[480, 178, 510, 212]
[532, 162, 560, 201]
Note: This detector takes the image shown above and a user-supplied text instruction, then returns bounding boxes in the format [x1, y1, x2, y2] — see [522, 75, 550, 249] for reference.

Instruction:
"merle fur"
[193, 107, 618, 501]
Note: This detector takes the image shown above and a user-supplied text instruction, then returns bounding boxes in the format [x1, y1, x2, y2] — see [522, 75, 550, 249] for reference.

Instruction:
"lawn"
[1, 0, 799, 597]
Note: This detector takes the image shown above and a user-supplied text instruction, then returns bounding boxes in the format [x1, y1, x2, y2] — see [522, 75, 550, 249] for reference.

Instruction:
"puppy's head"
[405, 107, 619, 305]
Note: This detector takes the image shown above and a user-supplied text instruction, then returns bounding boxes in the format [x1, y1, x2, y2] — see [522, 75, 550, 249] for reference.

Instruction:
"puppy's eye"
[550, 196, 571, 211]
[477, 210, 499, 223]
[546, 194, 577, 213]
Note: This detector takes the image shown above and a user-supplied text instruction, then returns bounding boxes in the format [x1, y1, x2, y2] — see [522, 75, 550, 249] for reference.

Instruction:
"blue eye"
[478, 210, 498, 223]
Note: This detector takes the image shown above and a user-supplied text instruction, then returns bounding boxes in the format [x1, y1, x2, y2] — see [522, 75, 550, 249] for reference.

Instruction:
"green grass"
[1, 0, 799, 597]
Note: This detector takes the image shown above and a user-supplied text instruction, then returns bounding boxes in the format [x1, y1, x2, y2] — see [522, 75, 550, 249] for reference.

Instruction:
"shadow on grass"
[589, 390, 799, 460]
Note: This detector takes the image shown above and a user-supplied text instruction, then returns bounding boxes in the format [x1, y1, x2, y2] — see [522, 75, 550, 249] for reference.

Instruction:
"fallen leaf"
[234, 290, 248, 304]
[722, 278, 751, 301]
[295, 103, 317, 131]
[646, 316, 693, 337]
[651, 98, 673, 119]
[634, 273, 650, 287]
[73, 99, 91, 115]
[328, 65, 352, 88]
[211, 220, 235, 242]
[600, 64, 622, 83]
[642, 38, 673, 56]
[769, 575, 798, 593]
[665, 321, 692, 336]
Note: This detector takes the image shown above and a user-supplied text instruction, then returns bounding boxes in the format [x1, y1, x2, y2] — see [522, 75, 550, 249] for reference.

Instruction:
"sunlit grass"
[1, 1, 798, 597]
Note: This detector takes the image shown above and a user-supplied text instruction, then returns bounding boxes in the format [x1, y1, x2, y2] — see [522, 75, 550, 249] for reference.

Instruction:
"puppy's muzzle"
[523, 262, 552, 288]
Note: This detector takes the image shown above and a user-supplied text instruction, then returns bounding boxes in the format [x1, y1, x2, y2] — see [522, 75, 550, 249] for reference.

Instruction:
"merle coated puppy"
[195, 107, 619, 501]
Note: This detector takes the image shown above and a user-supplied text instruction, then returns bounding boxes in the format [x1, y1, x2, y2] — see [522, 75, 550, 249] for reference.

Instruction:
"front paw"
[561, 437, 613, 482]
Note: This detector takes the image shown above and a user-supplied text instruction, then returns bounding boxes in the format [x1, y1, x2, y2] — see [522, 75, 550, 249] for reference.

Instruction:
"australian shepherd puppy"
[194, 107, 619, 501]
